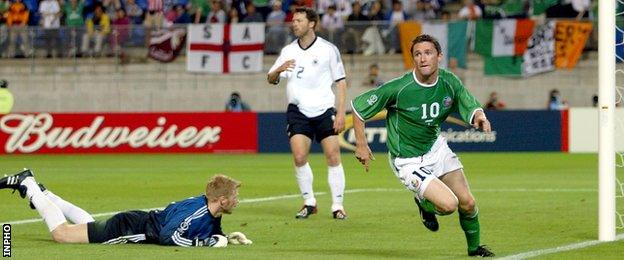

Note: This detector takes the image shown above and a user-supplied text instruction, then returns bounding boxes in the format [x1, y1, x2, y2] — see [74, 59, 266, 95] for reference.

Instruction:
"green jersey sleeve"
[446, 71, 482, 124]
[351, 83, 397, 121]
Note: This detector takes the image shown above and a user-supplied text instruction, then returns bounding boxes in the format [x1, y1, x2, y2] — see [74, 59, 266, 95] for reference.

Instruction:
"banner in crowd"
[0, 113, 257, 154]
[148, 28, 187, 62]
[484, 21, 556, 76]
[187, 23, 265, 73]
[398, 21, 467, 69]
[554, 21, 592, 69]
[523, 20, 556, 76]
[475, 19, 534, 57]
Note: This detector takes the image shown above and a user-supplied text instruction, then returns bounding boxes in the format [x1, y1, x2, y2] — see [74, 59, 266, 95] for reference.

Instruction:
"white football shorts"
[388, 136, 463, 200]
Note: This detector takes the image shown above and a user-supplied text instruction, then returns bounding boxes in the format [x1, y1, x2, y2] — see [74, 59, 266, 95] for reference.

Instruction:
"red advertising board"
[0, 112, 257, 154]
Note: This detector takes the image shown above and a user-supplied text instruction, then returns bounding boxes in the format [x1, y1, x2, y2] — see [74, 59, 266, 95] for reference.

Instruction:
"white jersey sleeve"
[268, 48, 292, 79]
[329, 45, 346, 82]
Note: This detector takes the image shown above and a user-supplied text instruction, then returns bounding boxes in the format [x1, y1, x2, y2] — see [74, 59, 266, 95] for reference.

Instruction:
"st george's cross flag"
[187, 23, 265, 73]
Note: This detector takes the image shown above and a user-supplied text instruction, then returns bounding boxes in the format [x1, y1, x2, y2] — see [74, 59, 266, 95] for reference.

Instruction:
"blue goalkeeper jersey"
[155, 195, 224, 246]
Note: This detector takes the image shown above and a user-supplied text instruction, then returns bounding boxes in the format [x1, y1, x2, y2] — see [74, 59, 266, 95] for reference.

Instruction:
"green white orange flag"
[475, 19, 535, 57]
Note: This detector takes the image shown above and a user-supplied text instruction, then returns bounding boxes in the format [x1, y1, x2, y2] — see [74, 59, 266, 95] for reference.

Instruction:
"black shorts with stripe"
[286, 104, 337, 143]
[87, 210, 161, 244]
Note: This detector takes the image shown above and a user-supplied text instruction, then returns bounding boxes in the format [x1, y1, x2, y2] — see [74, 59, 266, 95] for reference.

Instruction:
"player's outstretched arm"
[471, 110, 492, 133]
[353, 115, 374, 172]
[267, 59, 296, 84]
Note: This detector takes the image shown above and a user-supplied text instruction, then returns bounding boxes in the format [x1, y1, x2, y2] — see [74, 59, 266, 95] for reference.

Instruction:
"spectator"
[384, 0, 407, 54]
[6, 0, 31, 58]
[242, 3, 264, 22]
[206, 0, 225, 23]
[592, 93, 598, 107]
[225, 92, 251, 112]
[485, 91, 505, 110]
[364, 63, 384, 87]
[110, 8, 130, 56]
[0, 0, 8, 51]
[230, 0, 249, 19]
[102, 0, 122, 20]
[0, 79, 13, 114]
[546, 0, 590, 19]
[173, 5, 191, 24]
[39, 0, 62, 58]
[144, 0, 165, 29]
[22, 0, 37, 25]
[362, 0, 385, 56]
[548, 89, 568, 110]
[190, 0, 210, 23]
[64, 0, 85, 57]
[344, 0, 368, 54]
[347, 1, 368, 21]
[320, 4, 344, 42]
[265, 0, 286, 54]
[227, 7, 239, 23]
[334, 0, 353, 19]
[457, 0, 482, 20]
[81, 4, 110, 56]
[0, 0, 8, 23]
[412, 0, 436, 21]
[367, 0, 385, 21]
[251, 0, 271, 19]
[125, 0, 144, 24]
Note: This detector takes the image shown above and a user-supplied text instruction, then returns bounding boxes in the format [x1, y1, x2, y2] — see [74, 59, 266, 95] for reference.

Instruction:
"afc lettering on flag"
[187, 23, 265, 73]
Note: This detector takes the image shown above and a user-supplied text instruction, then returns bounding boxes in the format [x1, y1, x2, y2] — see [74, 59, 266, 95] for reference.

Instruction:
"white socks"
[43, 190, 94, 224]
[22, 178, 66, 232]
[295, 162, 346, 211]
[295, 163, 316, 206]
[328, 164, 345, 212]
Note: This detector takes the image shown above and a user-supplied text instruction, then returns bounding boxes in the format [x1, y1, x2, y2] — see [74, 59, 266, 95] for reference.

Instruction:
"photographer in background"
[225, 91, 251, 112]
[0, 79, 14, 114]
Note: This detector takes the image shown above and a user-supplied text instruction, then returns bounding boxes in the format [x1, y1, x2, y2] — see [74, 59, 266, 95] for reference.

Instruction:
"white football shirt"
[269, 36, 346, 118]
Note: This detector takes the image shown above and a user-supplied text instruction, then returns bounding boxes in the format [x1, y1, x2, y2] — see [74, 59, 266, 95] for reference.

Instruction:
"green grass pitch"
[0, 153, 623, 259]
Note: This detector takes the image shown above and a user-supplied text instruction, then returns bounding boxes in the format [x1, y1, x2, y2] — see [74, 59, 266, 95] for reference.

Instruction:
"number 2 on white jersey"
[421, 102, 440, 119]
[296, 66, 304, 79]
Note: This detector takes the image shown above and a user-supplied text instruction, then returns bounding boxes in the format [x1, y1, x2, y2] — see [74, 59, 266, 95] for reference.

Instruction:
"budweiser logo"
[0, 113, 222, 153]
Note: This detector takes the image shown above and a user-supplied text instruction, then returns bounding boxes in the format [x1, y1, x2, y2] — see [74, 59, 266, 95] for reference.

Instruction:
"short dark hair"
[410, 34, 442, 56]
[294, 7, 319, 29]
[0, 80, 7, 89]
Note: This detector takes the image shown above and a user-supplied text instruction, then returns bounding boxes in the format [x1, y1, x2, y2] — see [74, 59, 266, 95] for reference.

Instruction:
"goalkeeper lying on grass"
[0, 170, 251, 247]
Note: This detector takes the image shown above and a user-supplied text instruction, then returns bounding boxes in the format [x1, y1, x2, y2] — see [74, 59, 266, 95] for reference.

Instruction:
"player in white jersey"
[267, 7, 348, 220]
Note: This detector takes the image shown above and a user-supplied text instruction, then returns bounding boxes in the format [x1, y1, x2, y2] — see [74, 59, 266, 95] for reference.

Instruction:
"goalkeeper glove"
[195, 234, 228, 247]
[227, 232, 253, 245]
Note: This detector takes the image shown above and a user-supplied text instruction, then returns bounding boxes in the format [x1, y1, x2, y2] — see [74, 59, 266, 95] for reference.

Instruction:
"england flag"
[187, 23, 265, 73]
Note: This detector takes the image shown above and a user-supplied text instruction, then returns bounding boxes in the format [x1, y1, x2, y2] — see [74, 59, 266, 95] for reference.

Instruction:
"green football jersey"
[351, 69, 482, 158]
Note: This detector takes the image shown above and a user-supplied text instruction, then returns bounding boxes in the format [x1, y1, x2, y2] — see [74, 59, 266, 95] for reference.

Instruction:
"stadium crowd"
[0, 0, 592, 58]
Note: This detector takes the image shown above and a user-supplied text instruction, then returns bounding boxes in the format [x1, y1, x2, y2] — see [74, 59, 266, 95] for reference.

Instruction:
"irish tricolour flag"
[398, 21, 467, 69]
[475, 19, 534, 57]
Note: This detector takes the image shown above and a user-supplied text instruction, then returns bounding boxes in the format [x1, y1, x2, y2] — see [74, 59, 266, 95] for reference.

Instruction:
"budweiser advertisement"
[0, 112, 257, 154]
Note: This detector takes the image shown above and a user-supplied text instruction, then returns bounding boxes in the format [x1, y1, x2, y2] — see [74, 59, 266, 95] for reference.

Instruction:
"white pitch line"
[0, 187, 597, 226]
[499, 233, 624, 259]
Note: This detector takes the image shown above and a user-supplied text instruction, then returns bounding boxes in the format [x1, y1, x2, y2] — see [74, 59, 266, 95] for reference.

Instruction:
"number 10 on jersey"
[421, 102, 440, 119]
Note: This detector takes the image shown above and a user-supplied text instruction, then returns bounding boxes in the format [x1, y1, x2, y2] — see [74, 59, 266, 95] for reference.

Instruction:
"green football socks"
[459, 210, 480, 253]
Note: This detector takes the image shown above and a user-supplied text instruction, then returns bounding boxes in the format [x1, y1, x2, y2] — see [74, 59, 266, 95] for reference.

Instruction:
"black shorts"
[87, 210, 161, 244]
[286, 104, 336, 143]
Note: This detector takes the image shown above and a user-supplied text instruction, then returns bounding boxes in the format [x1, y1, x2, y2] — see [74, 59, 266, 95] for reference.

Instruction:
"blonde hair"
[205, 174, 241, 202]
